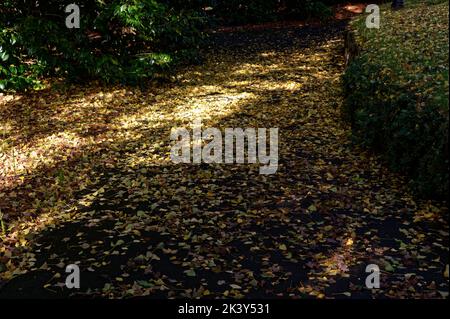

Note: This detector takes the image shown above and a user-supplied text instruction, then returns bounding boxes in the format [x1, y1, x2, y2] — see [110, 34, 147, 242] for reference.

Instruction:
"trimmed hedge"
[343, 0, 449, 199]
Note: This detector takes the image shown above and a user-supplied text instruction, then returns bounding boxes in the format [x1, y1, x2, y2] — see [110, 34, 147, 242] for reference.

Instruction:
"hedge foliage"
[0, 0, 205, 90]
[343, 0, 449, 199]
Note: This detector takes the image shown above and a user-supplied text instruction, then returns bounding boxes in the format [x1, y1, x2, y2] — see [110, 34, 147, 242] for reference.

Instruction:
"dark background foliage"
[0, 0, 340, 90]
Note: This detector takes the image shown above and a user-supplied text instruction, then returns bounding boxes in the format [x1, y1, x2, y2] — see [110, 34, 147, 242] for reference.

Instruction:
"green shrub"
[343, 1, 449, 199]
[0, 26, 43, 90]
[0, 0, 205, 91]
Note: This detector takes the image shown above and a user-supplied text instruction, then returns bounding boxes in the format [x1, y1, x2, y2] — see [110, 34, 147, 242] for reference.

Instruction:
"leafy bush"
[0, 28, 39, 90]
[0, 0, 205, 91]
[343, 1, 449, 199]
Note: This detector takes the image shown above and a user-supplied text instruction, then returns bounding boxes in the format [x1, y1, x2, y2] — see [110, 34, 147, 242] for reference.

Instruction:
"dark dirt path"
[0, 22, 448, 299]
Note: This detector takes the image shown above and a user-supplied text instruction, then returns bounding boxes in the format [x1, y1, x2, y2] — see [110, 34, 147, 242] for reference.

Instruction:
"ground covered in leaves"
[0, 21, 448, 299]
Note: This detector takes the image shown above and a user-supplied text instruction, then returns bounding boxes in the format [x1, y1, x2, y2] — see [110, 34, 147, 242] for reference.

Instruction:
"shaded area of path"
[0, 22, 448, 299]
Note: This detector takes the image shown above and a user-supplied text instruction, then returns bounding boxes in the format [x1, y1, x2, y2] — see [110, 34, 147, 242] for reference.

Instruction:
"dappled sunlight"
[334, 3, 366, 20]
[0, 94, 22, 106]
[343, 4, 365, 14]
[173, 92, 256, 122]
[0, 26, 347, 257]
[0, 21, 448, 299]
[0, 23, 355, 242]
[259, 51, 278, 58]
[1, 132, 85, 186]
[0, 87, 145, 190]
[319, 237, 356, 277]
